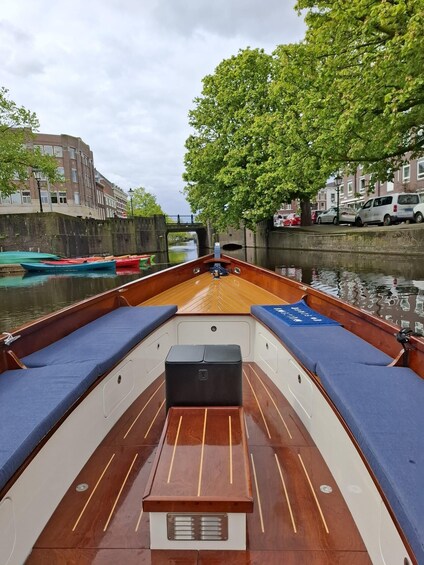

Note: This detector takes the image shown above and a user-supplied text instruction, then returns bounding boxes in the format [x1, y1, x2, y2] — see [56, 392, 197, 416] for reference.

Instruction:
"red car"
[283, 213, 301, 227]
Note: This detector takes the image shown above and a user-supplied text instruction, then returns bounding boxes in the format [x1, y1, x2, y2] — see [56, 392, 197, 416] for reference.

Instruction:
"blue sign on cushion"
[261, 300, 340, 327]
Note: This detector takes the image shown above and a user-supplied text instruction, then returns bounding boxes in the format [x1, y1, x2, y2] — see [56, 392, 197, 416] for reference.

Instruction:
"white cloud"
[0, 0, 305, 214]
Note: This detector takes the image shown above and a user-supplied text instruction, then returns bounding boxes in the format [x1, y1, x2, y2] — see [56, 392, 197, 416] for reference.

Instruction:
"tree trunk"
[300, 198, 312, 226]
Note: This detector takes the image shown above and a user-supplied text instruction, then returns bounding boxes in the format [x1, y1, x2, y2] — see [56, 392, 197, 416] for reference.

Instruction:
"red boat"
[43, 256, 143, 269]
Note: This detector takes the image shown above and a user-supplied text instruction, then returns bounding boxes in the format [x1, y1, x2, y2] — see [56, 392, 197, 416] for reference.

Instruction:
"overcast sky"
[1, 0, 305, 214]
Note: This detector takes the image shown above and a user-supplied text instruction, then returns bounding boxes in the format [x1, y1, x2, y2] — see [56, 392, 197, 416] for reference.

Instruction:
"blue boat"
[20, 260, 116, 273]
[0, 251, 60, 264]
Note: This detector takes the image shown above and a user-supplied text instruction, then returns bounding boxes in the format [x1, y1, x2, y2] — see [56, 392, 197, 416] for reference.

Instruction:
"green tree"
[184, 45, 333, 228]
[260, 42, 334, 225]
[128, 186, 165, 217]
[296, 0, 424, 182]
[183, 48, 276, 230]
[0, 87, 60, 196]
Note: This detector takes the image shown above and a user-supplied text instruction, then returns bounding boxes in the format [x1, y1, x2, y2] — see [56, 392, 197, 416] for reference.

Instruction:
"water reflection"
[266, 249, 424, 336]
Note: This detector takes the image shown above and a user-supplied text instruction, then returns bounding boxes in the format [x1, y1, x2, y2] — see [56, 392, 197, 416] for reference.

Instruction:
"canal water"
[1, 241, 423, 337]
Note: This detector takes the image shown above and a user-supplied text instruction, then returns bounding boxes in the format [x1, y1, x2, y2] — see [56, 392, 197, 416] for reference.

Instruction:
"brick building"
[0, 132, 127, 219]
[276, 156, 424, 217]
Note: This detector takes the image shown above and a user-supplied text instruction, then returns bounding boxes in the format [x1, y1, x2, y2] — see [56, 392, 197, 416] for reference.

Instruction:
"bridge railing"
[166, 215, 198, 225]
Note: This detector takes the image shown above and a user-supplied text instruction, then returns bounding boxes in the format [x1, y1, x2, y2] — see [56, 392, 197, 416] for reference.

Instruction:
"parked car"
[283, 213, 301, 227]
[413, 203, 424, 223]
[355, 193, 420, 226]
[317, 207, 356, 225]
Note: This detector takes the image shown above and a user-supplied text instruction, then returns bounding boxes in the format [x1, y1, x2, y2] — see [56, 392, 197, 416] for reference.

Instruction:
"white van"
[355, 193, 420, 226]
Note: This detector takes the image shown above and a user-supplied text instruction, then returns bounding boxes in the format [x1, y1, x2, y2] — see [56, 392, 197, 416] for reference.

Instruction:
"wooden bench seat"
[143, 406, 253, 550]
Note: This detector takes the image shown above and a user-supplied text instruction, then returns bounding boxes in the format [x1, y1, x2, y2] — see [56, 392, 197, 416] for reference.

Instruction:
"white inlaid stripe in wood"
[298, 453, 329, 534]
[72, 453, 115, 532]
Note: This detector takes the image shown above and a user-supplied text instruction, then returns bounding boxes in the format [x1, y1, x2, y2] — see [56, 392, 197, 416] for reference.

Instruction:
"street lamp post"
[128, 188, 134, 217]
[334, 173, 342, 225]
[33, 170, 44, 213]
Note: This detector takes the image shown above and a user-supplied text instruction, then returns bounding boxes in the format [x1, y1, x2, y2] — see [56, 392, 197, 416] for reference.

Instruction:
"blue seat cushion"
[251, 305, 392, 373]
[0, 306, 177, 493]
[316, 361, 424, 564]
[0, 361, 100, 491]
[257, 300, 340, 327]
[23, 305, 177, 373]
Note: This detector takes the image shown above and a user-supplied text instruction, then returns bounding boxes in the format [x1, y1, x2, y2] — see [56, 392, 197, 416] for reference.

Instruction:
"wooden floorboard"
[139, 273, 286, 313]
[27, 363, 371, 564]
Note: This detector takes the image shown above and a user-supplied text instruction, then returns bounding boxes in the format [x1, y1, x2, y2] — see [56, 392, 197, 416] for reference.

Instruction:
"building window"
[74, 192, 80, 205]
[10, 192, 21, 204]
[21, 191, 31, 203]
[359, 177, 366, 193]
[347, 181, 353, 195]
[50, 192, 58, 204]
[41, 190, 49, 204]
[58, 191, 67, 204]
[340, 185, 344, 196]
[71, 168, 78, 183]
[69, 147, 76, 159]
[402, 164, 410, 182]
[53, 146, 63, 157]
[57, 166, 65, 176]
[417, 159, 424, 180]
[43, 145, 53, 156]
[387, 181, 394, 192]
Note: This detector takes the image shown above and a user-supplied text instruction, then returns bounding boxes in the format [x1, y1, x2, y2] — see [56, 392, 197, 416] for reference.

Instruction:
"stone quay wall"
[217, 219, 424, 256]
[0, 213, 168, 257]
[267, 224, 424, 256]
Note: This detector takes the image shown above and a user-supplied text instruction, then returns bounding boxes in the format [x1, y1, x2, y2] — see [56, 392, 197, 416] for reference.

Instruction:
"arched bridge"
[166, 215, 205, 231]
[165, 215, 208, 248]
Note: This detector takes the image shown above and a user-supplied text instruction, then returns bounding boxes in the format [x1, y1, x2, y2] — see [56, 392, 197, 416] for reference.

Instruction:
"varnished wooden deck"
[27, 363, 371, 565]
[139, 272, 286, 313]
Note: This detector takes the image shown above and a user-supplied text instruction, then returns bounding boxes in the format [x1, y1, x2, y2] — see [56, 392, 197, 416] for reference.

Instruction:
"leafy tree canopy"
[184, 1, 424, 229]
[183, 45, 333, 228]
[128, 186, 165, 217]
[296, 0, 424, 181]
[0, 87, 61, 196]
[263, 42, 335, 223]
[183, 48, 276, 230]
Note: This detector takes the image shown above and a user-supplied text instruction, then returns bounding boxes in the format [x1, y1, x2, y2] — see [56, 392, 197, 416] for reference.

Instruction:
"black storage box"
[165, 344, 242, 411]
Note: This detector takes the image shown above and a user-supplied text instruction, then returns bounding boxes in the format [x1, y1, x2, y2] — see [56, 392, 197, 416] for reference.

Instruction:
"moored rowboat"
[20, 260, 116, 273]
[43, 255, 153, 269]
[1, 248, 423, 564]
[0, 251, 60, 264]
